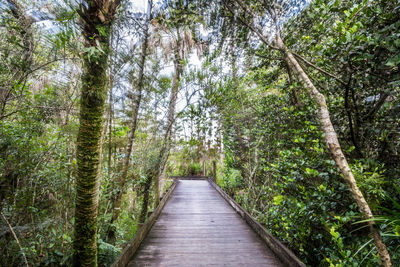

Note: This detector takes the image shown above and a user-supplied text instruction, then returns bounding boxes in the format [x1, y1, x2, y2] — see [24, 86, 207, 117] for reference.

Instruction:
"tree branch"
[291, 51, 346, 85]
[1, 212, 29, 267]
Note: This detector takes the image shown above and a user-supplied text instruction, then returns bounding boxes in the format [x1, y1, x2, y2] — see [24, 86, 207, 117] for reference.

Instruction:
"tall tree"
[138, 31, 183, 222]
[138, 1, 199, 221]
[153, 30, 183, 206]
[107, 0, 153, 243]
[73, 0, 120, 265]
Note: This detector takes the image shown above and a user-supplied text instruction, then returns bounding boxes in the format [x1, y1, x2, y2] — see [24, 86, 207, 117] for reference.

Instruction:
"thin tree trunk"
[154, 169, 161, 207]
[229, 42, 250, 180]
[274, 34, 392, 267]
[64, 107, 72, 239]
[159, 166, 167, 202]
[73, 0, 119, 265]
[107, 80, 113, 178]
[107, 0, 153, 243]
[218, 118, 224, 163]
[140, 46, 182, 223]
[113, 143, 117, 172]
[108, 31, 115, 180]
[1, 212, 29, 267]
[344, 80, 363, 157]
[154, 47, 182, 206]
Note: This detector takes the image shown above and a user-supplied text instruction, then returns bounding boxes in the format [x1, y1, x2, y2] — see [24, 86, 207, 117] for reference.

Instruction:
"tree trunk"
[274, 34, 392, 267]
[140, 45, 182, 223]
[107, 81, 113, 179]
[106, 0, 152, 243]
[154, 46, 182, 205]
[344, 81, 363, 157]
[64, 106, 72, 240]
[73, 0, 119, 266]
[73, 45, 108, 267]
[212, 160, 217, 182]
[154, 170, 161, 207]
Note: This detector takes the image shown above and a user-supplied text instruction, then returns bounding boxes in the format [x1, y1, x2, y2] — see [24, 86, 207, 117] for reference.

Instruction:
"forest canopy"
[0, 0, 399, 266]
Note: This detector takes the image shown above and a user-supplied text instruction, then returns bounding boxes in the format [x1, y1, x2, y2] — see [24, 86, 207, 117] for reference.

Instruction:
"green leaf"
[386, 54, 400, 67]
[346, 31, 352, 43]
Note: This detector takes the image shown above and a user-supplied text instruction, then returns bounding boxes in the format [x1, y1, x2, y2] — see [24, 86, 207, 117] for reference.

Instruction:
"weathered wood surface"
[169, 175, 208, 180]
[208, 178, 306, 267]
[128, 180, 283, 266]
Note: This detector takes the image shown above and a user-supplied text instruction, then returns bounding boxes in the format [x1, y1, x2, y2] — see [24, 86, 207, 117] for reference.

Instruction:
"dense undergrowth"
[210, 0, 400, 264]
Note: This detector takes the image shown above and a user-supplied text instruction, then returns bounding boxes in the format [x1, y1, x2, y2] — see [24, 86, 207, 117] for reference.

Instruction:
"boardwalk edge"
[207, 177, 306, 267]
[111, 179, 178, 267]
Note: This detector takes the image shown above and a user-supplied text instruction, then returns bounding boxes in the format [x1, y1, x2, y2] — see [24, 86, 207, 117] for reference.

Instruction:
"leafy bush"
[98, 239, 120, 267]
[188, 162, 202, 175]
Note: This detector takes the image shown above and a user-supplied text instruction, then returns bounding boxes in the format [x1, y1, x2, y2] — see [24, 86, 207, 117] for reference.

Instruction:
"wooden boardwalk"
[128, 180, 283, 266]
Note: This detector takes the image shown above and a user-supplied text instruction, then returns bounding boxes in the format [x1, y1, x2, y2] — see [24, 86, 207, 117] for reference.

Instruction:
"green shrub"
[188, 162, 202, 175]
[98, 239, 120, 267]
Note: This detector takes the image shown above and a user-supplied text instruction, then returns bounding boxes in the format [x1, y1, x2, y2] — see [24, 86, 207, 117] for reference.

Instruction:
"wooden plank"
[169, 176, 208, 180]
[110, 180, 178, 267]
[208, 178, 306, 267]
[128, 256, 277, 267]
[127, 179, 284, 266]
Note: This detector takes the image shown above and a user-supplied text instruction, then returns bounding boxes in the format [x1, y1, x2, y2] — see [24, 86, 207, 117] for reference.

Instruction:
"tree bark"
[274, 34, 392, 267]
[73, 0, 120, 266]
